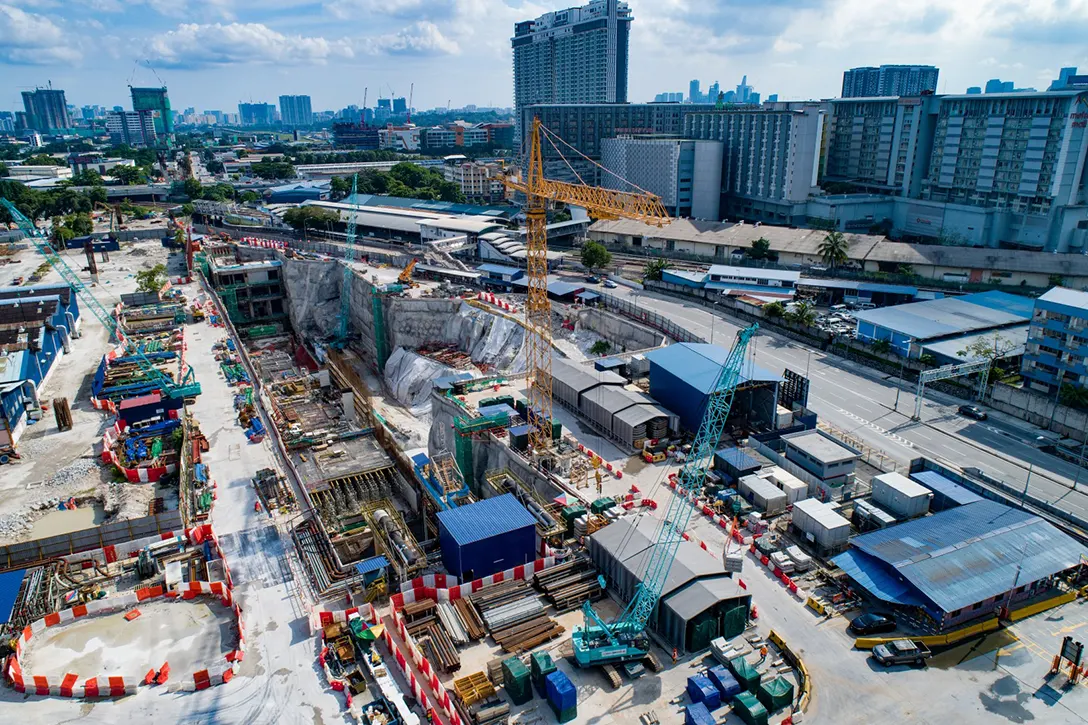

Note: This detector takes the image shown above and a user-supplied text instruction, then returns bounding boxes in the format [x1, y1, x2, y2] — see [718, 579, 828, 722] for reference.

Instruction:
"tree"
[68, 169, 104, 187]
[1049, 274, 1065, 288]
[174, 227, 186, 247]
[818, 230, 849, 269]
[918, 353, 938, 367]
[24, 154, 65, 167]
[897, 263, 916, 277]
[958, 331, 1019, 385]
[180, 203, 195, 217]
[65, 212, 93, 236]
[748, 237, 771, 260]
[236, 149, 248, 158]
[552, 208, 572, 223]
[763, 301, 786, 319]
[182, 178, 205, 202]
[589, 340, 612, 356]
[240, 190, 261, 203]
[0, 162, 7, 178]
[871, 339, 893, 355]
[50, 216, 74, 247]
[250, 158, 295, 180]
[783, 300, 816, 327]
[206, 159, 225, 175]
[107, 165, 145, 185]
[642, 258, 673, 282]
[135, 264, 167, 295]
[282, 206, 339, 232]
[580, 241, 612, 272]
[329, 175, 353, 201]
[1060, 385, 1088, 411]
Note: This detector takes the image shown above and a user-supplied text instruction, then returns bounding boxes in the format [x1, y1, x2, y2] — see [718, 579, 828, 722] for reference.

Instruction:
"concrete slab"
[20, 598, 237, 677]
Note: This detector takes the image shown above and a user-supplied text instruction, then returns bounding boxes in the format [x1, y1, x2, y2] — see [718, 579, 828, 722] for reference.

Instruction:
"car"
[871, 640, 932, 667]
[848, 613, 897, 635]
[958, 404, 988, 421]
[584, 275, 601, 284]
[602, 279, 618, 289]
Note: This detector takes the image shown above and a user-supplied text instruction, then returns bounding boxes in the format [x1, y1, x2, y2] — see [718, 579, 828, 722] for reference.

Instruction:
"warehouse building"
[578, 384, 676, 448]
[660, 265, 799, 302]
[589, 516, 751, 654]
[549, 357, 625, 411]
[437, 493, 538, 581]
[852, 290, 1033, 359]
[644, 343, 780, 432]
[833, 499, 1088, 630]
[909, 470, 982, 512]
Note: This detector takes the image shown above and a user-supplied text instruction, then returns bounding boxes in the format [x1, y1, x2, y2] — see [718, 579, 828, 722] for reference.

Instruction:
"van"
[854, 302, 877, 310]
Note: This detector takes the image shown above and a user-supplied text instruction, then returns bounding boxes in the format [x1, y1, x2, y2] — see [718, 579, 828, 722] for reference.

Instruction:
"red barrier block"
[60, 673, 78, 697]
[108, 676, 127, 696]
[83, 678, 99, 698]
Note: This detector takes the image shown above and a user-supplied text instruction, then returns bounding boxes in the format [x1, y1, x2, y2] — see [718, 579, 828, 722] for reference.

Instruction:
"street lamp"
[894, 338, 913, 413]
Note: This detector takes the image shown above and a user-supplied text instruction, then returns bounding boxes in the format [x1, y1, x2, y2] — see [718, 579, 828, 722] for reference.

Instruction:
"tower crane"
[504, 118, 670, 455]
[335, 173, 359, 346]
[0, 198, 200, 399]
[572, 324, 758, 676]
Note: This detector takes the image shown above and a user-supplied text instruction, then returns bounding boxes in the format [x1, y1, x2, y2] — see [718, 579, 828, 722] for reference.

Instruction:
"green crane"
[1, 198, 200, 399]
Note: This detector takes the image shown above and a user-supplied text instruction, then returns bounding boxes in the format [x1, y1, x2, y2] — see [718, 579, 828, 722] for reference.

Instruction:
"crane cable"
[537, 123, 662, 199]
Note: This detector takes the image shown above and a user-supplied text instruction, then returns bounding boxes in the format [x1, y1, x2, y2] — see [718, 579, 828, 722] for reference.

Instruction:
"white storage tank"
[739, 474, 788, 516]
[871, 472, 932, 520]
[791, 498, 850, 553]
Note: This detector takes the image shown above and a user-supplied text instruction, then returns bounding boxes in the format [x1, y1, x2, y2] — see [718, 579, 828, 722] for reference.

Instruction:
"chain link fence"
[595, 291, 707, 344]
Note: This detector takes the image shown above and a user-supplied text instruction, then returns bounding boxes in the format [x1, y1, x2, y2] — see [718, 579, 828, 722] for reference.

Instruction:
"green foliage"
[239, 190, 261, 203]
[109, 145, 158, 167]
[24, 154, 65, 167]
[66, 213, 93, 236]
[0, 162, 7, 178]
[918, 353, 938, 367]
[202, 183, 235, 202]
[580, 241, 612, 272]
[236, 149, 249, 158]
[897, 264, 916, 277]
[642, 258, 673, 282]
[551, 208, 572, 223]
[287, 150, 403, 165]
[135, 264, 168, 295]
[763, 301, 785, 319]
[329, 176, 353, 201]
[748, 237, 772, 260]
[349, 162, 465, 203]
[107, 165, 146, 185]
[68, 169, 104, 187]
[870, 339, 893, 355]
[249, 157, 295, 180]
[51, 216, 75, 246]
[205, 159, 225, 175]
[1049, 274, 1065, 288]
[180, 203, 195, 216]
[589, 340, 612, 356]
[183, 177, 203, 200]
[282, 205, 339, 231]
[818, 230, 849, 268]
[957, 332, 1018, 364]
[0, 180, 99, 221]
[1060, 384, 1088, 411]
[783, 301, 816, 327]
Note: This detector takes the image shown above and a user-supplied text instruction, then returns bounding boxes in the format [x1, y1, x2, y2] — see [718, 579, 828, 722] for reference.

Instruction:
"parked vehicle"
[871, 640, 931, 667]
[848, 613, 897, 635]
[854, 302, 877, 310]
[957, 404, 988, 421]
[603, 279, 618, 289]
[584, 275, 601, 284]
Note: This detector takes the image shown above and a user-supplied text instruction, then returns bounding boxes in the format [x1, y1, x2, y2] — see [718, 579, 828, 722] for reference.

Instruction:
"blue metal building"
[909, 470, 982, 512]
[644, 343, 781, 432]
[437, 493, 537, 581]
[833, 500, 1088, 630]
[1021, 287, 1088, 394]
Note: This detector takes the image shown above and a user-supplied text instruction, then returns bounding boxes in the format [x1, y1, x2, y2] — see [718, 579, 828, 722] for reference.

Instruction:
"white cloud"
[372, 21, 460, 56]
[326, 0, 455, 20]
[0, 5, 81, 64]
[146, 22, 355, 67]
[773, 37, 802, 53]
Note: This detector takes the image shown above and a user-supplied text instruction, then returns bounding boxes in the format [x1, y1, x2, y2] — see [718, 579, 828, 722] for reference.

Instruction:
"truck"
[871, 639, 932, 667]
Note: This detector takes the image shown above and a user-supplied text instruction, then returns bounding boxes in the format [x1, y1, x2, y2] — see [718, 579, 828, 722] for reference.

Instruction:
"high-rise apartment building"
[106, 111, 157, 146]
[21, 88, 71, 132]
[392, 97, 407, 114]
[601, 137, 724, 219]
[689, 79, 702, 103]
[130, 87, 174, 142]
[238, 103, 275, 126]
[512, 0, 632, 140]
[985, 79, 1015, 94]
[279, 95, 313, 127]
[841, 65, 939, 98]
[654, 92, 684, 103]
[1022, 287, 1088, 395]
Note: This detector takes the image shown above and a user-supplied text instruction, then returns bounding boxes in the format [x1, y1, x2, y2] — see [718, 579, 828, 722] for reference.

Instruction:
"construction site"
[2, 119, 1088, 725]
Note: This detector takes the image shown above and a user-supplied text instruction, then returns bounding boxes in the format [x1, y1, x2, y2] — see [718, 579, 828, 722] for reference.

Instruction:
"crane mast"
[505, 118, 670, 455]
[336, 174, 359, 345]
[572, 324, 758, 669]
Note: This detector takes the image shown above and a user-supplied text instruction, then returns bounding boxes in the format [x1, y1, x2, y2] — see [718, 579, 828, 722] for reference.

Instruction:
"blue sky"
[1, 0, 1085, 114]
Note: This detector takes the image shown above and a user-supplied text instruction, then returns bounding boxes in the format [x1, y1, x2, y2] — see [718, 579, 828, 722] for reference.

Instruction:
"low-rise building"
[660, 264, 798, 302]
[4, 164, 73, 181]
[378, 124, 421, 151]
[1021, 286, 1088, 394]
[442, 156, 507, 204]
[781, 430, 859, 484]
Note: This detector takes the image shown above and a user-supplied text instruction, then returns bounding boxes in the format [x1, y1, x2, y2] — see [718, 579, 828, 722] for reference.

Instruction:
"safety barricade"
[391, 557, 556, 608]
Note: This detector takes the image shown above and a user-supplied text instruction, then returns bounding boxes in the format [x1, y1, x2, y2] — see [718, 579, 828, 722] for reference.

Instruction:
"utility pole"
[1048, 369, 1066, 430]
[894, 354, 906, 412]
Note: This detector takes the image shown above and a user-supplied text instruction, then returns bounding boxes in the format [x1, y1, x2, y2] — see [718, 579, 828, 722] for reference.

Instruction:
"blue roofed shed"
[833, 500, 1088, 628]
[714, 446, 762, 482]
[437, 493, 538, 580]
[909, 470, 982, 512]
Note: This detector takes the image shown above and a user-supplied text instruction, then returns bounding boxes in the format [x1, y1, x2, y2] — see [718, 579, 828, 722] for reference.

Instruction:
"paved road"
[607, 284, 1088, 525]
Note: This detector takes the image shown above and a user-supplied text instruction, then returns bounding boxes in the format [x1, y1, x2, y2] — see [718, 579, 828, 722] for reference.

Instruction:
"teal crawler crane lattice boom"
[571, 324, 758, 671]
[0, 198, 200, 399]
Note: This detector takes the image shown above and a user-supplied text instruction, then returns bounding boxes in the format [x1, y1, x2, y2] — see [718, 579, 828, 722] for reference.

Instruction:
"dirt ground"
[19, 597, 238, 678]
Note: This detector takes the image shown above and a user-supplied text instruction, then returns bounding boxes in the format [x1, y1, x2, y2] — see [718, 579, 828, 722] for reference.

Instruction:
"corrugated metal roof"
[613, 403, 673, 428]
[847, 500, 1088, 613]
[644, 343, 780, 395]
[1040, 286, 1088, 310]
[962, 291, 1036, 319]
[547, 281, 586, 297]
[550, 357, 625, 394]
[437, 493, 537, 546]
[576, 291, 601, 301]
[665, 575, 747, 620]
[477, 263, 522, 276]
[708, 265, 800, 282]
[854, 295, 1029, 341]
[921, 324, 1029, 363]
[910, 471, 982, 507]
[581, 385, 653, 415]
[355, 555, 390, 576]
[797, 278, 920, 295]
[715, 447, 762, 473]
[832, 549, 928, 608]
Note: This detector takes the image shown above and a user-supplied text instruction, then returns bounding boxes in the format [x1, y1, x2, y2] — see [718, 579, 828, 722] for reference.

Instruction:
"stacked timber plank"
[402, 598, 461, 673]
[470, 580, 563, 653]
[533, 557, 603, 613]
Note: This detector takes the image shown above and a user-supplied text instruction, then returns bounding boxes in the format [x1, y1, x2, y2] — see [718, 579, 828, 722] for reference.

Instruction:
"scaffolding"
[453, 411, 510, 494]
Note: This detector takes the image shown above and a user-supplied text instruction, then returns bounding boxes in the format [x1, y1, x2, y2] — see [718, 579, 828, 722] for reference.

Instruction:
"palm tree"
[763, 301, 785, 319]
[818, 230, 849, 270]
[642, 258, 673, 282]
[784, 301, 816, 327]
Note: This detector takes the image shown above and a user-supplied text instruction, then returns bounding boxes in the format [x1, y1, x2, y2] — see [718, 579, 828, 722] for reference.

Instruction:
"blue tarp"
[832, 548, 930, 608]
[0, 569, 27, 624]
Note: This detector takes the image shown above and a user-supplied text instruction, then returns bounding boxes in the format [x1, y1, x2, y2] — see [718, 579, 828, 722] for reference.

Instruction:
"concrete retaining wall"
[990, 384, 1088, 445]
[576, 307, 665, 350]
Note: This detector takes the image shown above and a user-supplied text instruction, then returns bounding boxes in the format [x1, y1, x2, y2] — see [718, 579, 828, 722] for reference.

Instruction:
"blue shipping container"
[687, 674, 721, 710]
[437, 494, 538, 580]
[708, 665, 742, 700]
[545, 671, 577, 712]
[685, 702, 715, 725]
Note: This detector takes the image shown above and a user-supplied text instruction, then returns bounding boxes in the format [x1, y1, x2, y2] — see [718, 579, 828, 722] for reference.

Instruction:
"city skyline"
[2, 1, 1087, 113]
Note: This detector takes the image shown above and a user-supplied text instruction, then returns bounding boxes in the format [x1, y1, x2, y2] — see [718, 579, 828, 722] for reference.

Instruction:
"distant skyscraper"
[1049, 67, 1078, 90]
[513, 0, 632, 140]
[966, 87, 982, 95]
[392, 97, 407, 114]
[279, 95, 313, 127]
[985, 79, 1016, 93]
[106, 111, 157, 146]
[689, 79, 702, 103]
[766, 94, 778, 103]
[130, 87, 174, 141]
[707, 82, 720, 104]
[841, 65, 938, 97]
[238, 102, 275, 126]
[735, 76, 753, 104]
[21, 87, 71, 132]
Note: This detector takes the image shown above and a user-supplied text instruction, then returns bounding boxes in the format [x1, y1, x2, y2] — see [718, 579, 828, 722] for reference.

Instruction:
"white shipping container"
[792, 498, 850, 551]
[871, 472, 931, 519]
[764, 466, 808, 504]
[739, 474, 789, 516]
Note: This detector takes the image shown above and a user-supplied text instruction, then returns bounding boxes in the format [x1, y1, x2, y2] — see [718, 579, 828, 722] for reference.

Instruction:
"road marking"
[836, 409, 915, 448]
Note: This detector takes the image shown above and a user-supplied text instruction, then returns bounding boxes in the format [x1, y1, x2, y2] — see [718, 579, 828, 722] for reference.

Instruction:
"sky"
[1, 0, 1087, 114]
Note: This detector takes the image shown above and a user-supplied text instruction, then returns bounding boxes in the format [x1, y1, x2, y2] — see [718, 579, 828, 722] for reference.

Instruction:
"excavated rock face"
[383, 347, 468, 414]
[281, 259, 341, 341]
[443, 303, 528, 373]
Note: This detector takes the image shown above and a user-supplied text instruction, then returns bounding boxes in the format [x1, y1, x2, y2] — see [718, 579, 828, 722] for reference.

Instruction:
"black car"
[848, 613, 897, 635]
[584, 275, 601, 284]
[958, 404, 988, 421]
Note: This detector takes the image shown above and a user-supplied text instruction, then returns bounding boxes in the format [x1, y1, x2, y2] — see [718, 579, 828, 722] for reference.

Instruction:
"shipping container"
[438, 494, 538, 580]
[685, 702, 715, 725]
[708, 665, 742, 700]
[733, 691, 769, 725]
[759, 466, 807, 504]
[508, 424, 530, 453]
[738, 475, 788, 516]
[714, 446, 762, 481]
[871, 472, 931, 519]
[686, 674, 720, 710]
[790, 498, 850, 553]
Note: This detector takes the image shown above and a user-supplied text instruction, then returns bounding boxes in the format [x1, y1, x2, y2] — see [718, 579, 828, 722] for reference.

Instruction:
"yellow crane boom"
[504, 118, 670, 455]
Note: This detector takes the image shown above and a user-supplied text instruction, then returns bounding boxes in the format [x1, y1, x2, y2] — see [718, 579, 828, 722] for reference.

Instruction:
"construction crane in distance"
[572, 324, 758, 680]
[0, 198, 200, 399]
[504, 117, 670, 456]
[335, 173, 360, 346]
